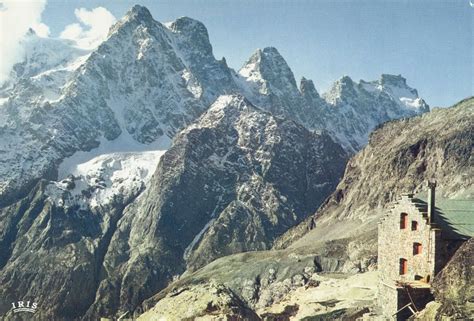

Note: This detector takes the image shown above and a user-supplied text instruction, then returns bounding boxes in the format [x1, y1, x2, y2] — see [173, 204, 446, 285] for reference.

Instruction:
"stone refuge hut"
[377, 181, 474, 320]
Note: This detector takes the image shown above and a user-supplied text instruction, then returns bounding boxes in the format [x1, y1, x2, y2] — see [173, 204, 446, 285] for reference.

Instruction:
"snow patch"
[48, 148, 167, 209]
[58, 133, 171, 179]
[48, 133, 171, 209]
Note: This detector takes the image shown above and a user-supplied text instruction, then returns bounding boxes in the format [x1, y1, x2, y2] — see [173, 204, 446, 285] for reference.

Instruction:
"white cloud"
[60, 7, 116, 50]
[0, 0, 47, 84]
[32, 22, 50, 37]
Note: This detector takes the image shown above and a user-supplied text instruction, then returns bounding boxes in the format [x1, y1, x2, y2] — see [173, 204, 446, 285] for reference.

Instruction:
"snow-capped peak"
[108, 4, 157, 37]
[323, 74, 428, 112]
[167, 16, 209, 37]
[323, 75, 357, 105]
[4, 31, 89, 83]
[239, 47, 298, 90]
[359, 74, 429, 112]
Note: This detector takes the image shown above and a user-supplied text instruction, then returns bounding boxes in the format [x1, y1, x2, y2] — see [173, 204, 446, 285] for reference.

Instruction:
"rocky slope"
[138, 228, 378, 320]
[276, 97, 473, 249]
[414, 238, 473, 320]
[139, 282, 261, 321]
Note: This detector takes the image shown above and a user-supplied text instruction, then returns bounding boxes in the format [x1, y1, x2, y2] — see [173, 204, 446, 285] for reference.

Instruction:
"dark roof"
[413, 195, 474, 240]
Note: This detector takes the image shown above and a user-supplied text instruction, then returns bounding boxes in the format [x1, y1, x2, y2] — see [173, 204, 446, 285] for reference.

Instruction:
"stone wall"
[378, 194, 438, 318]
[377, 281, 398, 319]
[378, 195, 437, 284]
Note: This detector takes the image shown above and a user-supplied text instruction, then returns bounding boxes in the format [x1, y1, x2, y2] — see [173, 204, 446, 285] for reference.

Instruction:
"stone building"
[377, 182, 474, 320]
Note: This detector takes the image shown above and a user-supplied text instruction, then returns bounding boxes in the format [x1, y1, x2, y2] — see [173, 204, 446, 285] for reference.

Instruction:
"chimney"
[427, 181, 437, 223]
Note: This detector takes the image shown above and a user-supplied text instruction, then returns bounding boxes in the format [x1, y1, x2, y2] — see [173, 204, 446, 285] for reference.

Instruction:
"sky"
[1, 0, 473, 107]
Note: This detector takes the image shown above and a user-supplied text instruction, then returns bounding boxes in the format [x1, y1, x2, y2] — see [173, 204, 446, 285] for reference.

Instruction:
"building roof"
[413, 195, 474, 240]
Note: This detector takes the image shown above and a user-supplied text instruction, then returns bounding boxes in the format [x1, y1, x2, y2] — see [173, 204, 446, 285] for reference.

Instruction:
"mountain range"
[0, 5, 458, 320]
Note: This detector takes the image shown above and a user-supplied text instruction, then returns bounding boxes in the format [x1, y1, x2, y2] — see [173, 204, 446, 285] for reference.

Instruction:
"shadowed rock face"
[0, 180, 137, 320]
[413, 238, 473, 320]
[429, 238, 473, 319]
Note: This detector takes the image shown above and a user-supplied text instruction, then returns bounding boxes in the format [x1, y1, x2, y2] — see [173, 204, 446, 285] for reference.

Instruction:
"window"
[413, 243, 422, 255]
[411, 220, 418, 231]
[400, 213, 408, 229]
[399, 258, 408, 275]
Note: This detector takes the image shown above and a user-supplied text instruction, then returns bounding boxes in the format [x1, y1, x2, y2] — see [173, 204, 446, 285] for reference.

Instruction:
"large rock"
[138, 283, 260, 321]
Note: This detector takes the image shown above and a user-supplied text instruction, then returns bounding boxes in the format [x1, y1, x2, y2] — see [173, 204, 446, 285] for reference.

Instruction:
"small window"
[400, 213, 408, 229]
[413, 243, 422, 255]
[399, 258, 408, 275]
[411, 221, 418, 231]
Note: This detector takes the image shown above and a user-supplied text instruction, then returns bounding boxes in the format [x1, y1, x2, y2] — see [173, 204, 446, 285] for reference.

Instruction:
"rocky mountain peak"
[108, 4, 157, 37]
[239, 46, 298, 91]
[207, 94, 252, 113]
[127, 4, 154, 22]
[166, 16, 213, 59]
[188, 94, 258, 130]
[374, 74, 430, 112]
[380, 73, 408, 88]
[300, 77, 321, 100]
[323, 75, 356, 104]
[168, 16, 209, 38]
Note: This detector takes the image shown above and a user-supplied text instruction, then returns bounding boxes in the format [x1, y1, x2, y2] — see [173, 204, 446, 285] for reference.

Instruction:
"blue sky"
[40, 0, 473, 107]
